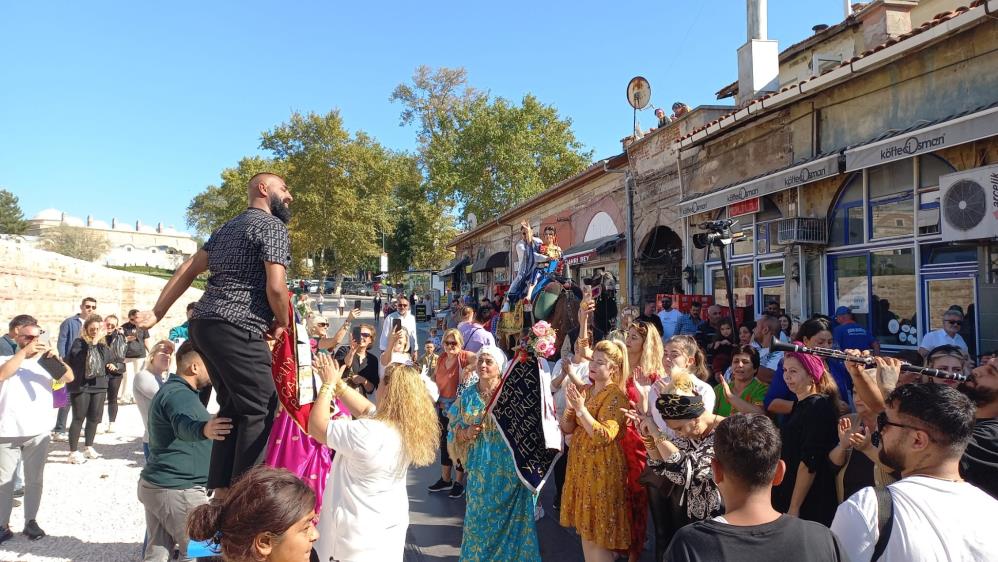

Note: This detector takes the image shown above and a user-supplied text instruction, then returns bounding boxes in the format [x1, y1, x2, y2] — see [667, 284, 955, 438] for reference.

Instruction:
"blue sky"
[1, 1, 845, 234]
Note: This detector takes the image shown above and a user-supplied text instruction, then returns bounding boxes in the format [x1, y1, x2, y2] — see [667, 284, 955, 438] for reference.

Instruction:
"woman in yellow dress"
[559, 339, 632, 562]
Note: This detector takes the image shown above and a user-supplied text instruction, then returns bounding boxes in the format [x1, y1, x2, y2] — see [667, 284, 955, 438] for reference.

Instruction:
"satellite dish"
[626, 76, 652, 110]
[467, 212, 478, 230]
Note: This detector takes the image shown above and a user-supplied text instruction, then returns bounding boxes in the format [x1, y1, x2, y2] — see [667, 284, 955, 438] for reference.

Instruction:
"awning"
[472, 251, 509, 273]
[679, 154, 842, 218]
[845, 105, 998, 172]
[438, 256, 469, 277]
[562, 234, 624, 266]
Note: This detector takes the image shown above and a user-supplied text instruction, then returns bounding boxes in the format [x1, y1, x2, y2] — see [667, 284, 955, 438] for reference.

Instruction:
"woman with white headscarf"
[448, 346, 542, 562]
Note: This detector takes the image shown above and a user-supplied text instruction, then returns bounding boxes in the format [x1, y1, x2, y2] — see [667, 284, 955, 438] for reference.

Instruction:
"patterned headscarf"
[478, 345, 508, 372]
[656, 393, 706, 420]
[785, 341, 825, 384]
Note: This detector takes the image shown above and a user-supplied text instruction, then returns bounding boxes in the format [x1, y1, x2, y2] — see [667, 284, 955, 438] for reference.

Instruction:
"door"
[922, 275, 978, 357]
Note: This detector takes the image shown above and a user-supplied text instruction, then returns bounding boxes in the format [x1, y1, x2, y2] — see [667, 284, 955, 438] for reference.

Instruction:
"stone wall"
[0, 239, 203, 342]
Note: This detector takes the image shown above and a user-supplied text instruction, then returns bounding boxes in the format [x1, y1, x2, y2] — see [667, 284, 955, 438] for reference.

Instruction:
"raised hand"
[566, 383, 585, 410]
[849, 425, 871, 451]
[133, 310, 160, 330]
[314, 353, 346, 385]
[874, 357, 902, 389]
[837, 417, 854, 448]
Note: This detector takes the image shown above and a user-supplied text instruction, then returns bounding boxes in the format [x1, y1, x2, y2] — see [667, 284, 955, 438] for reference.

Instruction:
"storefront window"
[919, 154, 956, 189]
[869, 161, 914, 240]
[870, 248, 916, 346]
[711, 263, 755, 308]
[830, 175, 864, 246]
[732, 227, 754, 256]
[759, 259, 784, 278]
[921, 243, 977, 265]
[990, 243, 998, 284]
[832, 255, 870, 328]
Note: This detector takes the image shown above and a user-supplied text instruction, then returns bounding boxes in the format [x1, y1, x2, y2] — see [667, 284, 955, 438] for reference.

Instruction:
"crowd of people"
[1, 173, 996, 562]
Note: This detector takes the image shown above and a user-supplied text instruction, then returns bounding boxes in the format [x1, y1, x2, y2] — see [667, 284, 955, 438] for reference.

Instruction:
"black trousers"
[69, 390, 106, 452]
[647, 480, 690, 562]
[190, 319, 277, 489]
[107, 375, 123, 422]
[553, 444, 569, 507]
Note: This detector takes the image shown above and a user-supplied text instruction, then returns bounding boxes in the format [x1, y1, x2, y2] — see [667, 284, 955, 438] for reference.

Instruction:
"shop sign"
[728, 197, 760, 218]
[564, 250, 596, 266]
[679, 154, 840, 218]
[493, 268, 509, 283]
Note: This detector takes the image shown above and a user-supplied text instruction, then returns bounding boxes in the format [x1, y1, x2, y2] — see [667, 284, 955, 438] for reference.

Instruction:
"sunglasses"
[21, 333, 43, 342]
[444, 340, 458, 346]
[360, 333, 373, 338]
[871, 411, 933, 447]
[83, 305, 96, 310]
[317, 323, 329, 327]
[945, 320, 963, 326]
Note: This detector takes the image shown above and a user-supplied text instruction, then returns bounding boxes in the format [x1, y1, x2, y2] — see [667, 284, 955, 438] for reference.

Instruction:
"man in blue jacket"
[53, 297, 96, 440]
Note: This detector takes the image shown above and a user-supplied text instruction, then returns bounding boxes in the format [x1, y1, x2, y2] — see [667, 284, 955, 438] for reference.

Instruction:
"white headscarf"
[477, 345, 508, 372]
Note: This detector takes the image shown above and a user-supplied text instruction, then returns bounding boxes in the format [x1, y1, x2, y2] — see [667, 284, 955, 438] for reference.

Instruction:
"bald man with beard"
[136, 172, 292, 498]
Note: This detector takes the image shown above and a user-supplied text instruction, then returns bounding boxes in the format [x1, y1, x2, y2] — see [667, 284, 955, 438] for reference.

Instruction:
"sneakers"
[0, 527, 13, 545]
[22, 520, 44, 541]
[106, 422, 115, 433]
[13, 488, 23, 498]
[84, 446, 100, 459]
[448, 482, 465, 499]
[427, 478, 453, 493]
[68, 451, 87, 464]
[50, 432, 68, 442]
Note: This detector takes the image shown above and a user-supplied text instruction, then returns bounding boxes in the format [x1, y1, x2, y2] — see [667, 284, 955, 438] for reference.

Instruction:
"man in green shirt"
[714, 345, 769, 416]
[138, 341, 231, 562]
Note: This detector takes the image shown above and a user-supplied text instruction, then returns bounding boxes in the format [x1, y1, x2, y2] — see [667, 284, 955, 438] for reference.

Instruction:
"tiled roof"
[681, 0, 987, 145]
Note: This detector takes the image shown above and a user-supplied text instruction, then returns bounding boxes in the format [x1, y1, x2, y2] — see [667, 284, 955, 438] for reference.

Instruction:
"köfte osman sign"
[680, 154, 840, 218]
[846, 105, 998, 171]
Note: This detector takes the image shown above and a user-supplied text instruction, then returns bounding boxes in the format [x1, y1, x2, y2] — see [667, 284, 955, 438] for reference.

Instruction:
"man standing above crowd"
[831, 384, 997, 561]
[137, 172, 292, 498]
[53, 297, 96, 441]
[751, 315, 783, 384]
[138, 341, 231, 561]
[379, 296, 418, 358]
[0, 321, 72, 544]
[919, 307, 969, 358]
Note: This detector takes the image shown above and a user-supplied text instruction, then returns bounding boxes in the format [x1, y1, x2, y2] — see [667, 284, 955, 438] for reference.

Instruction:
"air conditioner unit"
[939, 164, 998, 242]
[777, 217, 827, 245]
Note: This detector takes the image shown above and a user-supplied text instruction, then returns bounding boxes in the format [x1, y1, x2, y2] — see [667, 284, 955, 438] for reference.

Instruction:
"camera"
[692, 219, 741, 249]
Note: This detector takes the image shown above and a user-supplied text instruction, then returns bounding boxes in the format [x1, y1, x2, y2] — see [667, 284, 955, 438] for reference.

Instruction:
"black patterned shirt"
[192, 208, 291, 334]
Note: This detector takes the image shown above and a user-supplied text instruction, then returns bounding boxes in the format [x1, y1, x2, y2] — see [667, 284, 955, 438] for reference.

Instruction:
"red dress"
[618, 377, 649, 558]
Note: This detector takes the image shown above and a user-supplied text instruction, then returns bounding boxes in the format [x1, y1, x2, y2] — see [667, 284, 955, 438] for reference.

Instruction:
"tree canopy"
[0, 189, 27, 235]
[186, 66, 591, 276]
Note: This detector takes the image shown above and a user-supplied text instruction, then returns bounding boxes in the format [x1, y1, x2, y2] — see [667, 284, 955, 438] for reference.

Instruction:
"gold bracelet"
[318, 383, 335, 397]
[334, 379, 349, 396]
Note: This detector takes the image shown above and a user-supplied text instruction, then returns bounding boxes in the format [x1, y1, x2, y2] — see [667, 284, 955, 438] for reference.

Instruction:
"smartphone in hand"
[392, 318, 402, 332]
[354, 300, 362, 311]
[352, 326, 362, 343]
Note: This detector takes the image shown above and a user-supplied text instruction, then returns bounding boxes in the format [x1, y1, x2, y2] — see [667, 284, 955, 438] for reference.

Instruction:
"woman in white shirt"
[307, 354, 439, 562]
[133, 339, 174, 460]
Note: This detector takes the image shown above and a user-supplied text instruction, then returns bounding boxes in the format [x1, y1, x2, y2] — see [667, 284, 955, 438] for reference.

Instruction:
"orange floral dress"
[559, 383, 631, 550]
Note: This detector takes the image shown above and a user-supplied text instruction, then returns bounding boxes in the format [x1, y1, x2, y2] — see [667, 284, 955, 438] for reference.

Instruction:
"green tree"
[186, 156, 288, 237]
[40, 225, 111, 262]
[392, 66, 593, 224]
[0, 189, 27, 234]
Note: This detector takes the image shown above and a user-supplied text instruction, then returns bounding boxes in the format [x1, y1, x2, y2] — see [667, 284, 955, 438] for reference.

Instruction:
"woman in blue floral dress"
[448, 345, 541, 562]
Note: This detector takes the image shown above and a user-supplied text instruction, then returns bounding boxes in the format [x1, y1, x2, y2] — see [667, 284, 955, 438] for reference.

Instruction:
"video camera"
[692, 219, 741, 249]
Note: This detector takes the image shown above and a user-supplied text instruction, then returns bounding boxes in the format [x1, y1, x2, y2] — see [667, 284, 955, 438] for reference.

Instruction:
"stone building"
[670, 0, 998, 355]
[444, 155, 629, 306]
[26, 208, 198, 269]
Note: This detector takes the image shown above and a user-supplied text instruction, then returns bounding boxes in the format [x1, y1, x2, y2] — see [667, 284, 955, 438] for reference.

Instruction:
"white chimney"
[737, 0, 779, 105]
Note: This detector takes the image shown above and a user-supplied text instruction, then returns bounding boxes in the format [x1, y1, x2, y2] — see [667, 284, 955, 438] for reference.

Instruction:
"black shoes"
[23, 520, 45, 541]
[448, 482, 465, 499]
[427, 478, 453, 493]
[0, 527, 12, 545]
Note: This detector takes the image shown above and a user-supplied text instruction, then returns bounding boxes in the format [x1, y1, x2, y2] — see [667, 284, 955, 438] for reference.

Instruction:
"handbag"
[107, 332, 127, 364]
[84, 345, 104, 379]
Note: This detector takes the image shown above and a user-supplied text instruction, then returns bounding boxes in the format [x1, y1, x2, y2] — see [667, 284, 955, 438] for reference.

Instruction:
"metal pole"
[719, 242, 739, 334]
[625, 172, 636, 306]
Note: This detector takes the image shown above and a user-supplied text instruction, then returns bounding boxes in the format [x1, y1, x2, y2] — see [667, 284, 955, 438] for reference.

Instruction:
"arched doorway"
[636, 226, 683, 299]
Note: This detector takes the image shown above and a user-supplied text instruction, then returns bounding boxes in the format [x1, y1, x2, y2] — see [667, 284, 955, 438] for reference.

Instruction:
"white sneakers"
[68, 451, 87, 464]
[84, 446, 100, 459]
[106, 422, 115, 434]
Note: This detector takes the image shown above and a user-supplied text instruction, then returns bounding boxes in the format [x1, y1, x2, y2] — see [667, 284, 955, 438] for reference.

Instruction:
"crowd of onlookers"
[2, 287, 996, 562]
